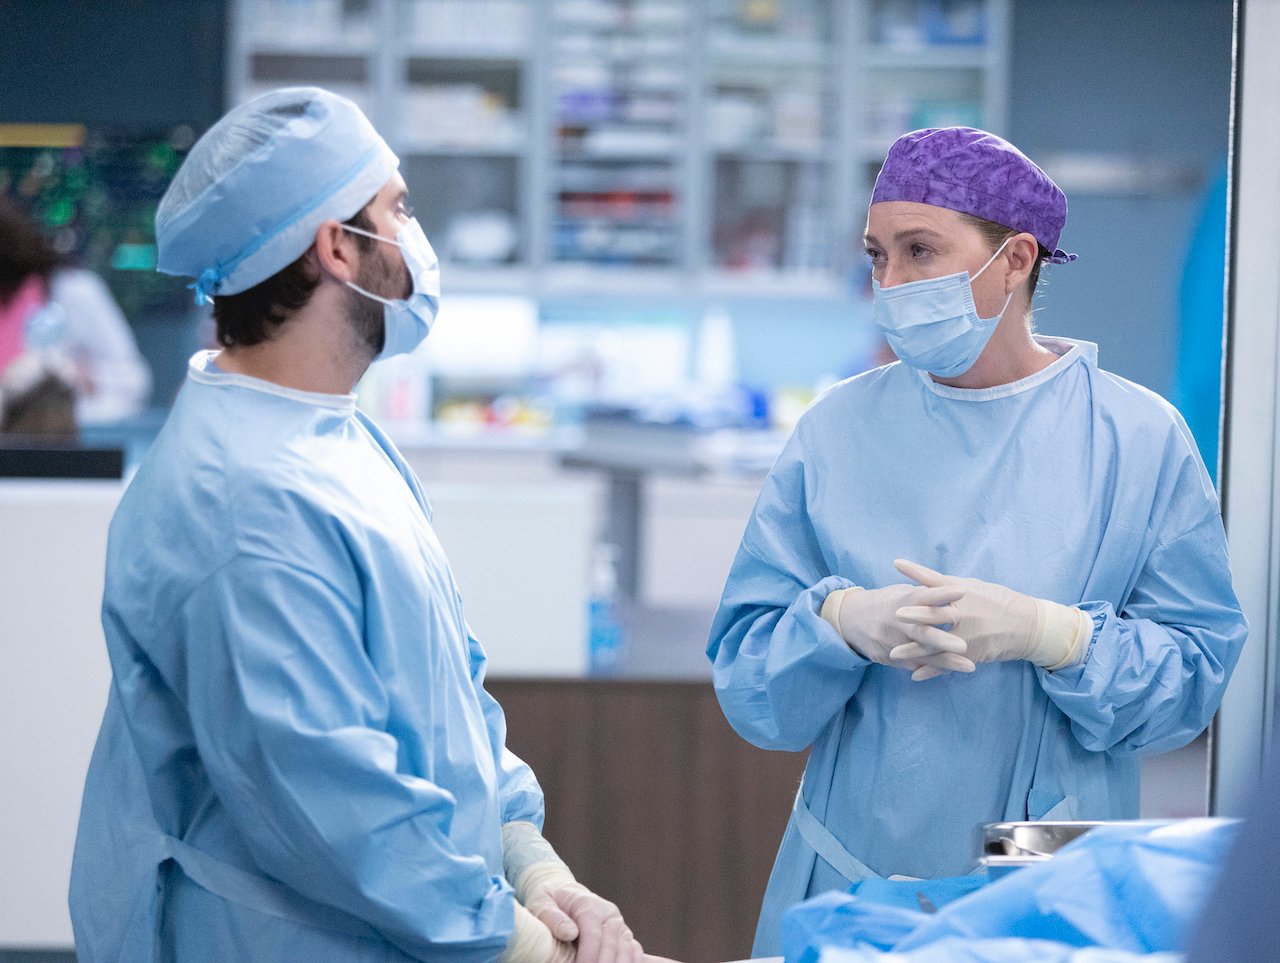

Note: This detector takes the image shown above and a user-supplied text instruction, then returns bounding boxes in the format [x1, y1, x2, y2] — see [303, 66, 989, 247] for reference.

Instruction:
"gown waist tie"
[158, 832, 381, 941]
[791, 779, 883, 884]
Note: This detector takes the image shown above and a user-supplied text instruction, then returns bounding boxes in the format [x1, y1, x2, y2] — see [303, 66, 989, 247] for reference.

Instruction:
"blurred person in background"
[0, 195, 75, 436]
[0, 195, 151, 431]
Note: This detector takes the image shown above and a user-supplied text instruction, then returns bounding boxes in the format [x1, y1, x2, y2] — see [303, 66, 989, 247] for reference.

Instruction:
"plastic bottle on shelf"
[696, 304, 738, 390]
[588, 542, 626, 675]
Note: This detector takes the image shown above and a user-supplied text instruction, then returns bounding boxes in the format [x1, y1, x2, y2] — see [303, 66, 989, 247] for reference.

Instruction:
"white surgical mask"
[343, 218, 441, 361]
[871, 238, 1015, 378]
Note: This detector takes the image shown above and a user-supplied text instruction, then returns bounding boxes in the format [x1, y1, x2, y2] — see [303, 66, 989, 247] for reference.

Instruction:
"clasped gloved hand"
[891, 559, 1093, 681]
[500, 903, 576, 963]
[502, 821, 645, 963]
[820, 582, 977, 676]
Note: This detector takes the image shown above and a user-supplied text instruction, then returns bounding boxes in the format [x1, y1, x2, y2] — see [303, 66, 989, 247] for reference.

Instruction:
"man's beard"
[348, 246, 413, 359]
[347, 283, 384, 359]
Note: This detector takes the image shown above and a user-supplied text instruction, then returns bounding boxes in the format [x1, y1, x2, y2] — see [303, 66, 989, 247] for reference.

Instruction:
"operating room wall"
[0, 0, 227, 409]
[1006, 0, 1233, 399]
[0, 0, 226, 130]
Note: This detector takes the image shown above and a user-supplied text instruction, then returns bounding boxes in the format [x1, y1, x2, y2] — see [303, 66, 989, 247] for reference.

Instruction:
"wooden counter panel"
[489, 679, 809, 963]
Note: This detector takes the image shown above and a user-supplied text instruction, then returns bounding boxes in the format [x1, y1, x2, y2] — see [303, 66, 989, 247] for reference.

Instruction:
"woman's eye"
[865, 249, 883, 263]
[911, 244, 931, 258]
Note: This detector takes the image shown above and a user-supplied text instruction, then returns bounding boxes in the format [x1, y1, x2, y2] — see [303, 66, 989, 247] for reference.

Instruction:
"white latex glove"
[891, 559, 1093, 681]
[821, 582, 976, 676]
[503, 822, 644, 963]
[499, 903, 575, 963]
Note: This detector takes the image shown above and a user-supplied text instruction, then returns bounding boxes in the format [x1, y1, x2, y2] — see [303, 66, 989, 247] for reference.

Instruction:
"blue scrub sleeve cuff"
[794, 575, 873, 671]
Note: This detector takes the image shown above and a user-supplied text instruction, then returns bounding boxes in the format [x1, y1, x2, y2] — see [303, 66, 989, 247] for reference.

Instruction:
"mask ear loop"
[971, 237, 1017, 323]
[341, 223, 402, 248]
[341, 223, 413, 306]
[970, 236, 1013, 281]
[347, 281, 395, 307]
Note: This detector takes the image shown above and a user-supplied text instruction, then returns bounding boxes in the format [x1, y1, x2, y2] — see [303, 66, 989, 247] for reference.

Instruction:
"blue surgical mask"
[871, 238, 1015, 378]
[343, 218, 441, 361]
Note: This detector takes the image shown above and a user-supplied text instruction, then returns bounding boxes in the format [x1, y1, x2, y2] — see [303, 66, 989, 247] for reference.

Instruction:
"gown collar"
[186, 350, 358, 412]
[916, 336, 1097, 402]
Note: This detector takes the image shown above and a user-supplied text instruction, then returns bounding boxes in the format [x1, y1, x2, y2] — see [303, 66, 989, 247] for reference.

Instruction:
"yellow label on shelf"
[0, 124, 87, 148]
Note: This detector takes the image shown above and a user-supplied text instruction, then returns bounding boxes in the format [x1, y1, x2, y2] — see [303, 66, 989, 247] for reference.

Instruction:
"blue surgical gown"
[70, 352, 542, 962]
[706, 337, 1247, 957]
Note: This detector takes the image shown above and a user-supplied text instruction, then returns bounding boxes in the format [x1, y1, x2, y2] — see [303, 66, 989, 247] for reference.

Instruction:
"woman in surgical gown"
[706, 127, 1247, 957]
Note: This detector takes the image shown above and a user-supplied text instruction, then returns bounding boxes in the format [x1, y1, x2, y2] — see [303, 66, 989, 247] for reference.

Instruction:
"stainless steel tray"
[980, 821, 1104, 859]
[977, 821, 1112, 876]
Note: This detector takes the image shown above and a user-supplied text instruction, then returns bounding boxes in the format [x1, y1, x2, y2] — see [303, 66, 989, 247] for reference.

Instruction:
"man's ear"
[313, 221, 360, 283]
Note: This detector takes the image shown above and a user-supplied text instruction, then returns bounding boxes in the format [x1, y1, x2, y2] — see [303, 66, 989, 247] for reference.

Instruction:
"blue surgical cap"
[156, 87, 399, 304]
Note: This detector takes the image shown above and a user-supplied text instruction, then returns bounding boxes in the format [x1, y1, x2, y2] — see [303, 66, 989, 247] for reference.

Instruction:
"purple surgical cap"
[871, 127, 1076, 264]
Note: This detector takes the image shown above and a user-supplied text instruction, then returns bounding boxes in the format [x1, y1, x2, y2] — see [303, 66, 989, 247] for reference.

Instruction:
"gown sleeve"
[177, 553, 516, 963]
[465, 625, 546, 827]
[707, 422, 871, 753]
[1038, 428, 1248, 756]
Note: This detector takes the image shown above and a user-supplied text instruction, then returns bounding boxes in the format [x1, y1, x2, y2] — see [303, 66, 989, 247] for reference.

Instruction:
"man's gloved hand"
[891, 559, 1093, 681]
[499, 903, 575, 963]
[503, 822, 644, 963]
[820, 582, 975, 676]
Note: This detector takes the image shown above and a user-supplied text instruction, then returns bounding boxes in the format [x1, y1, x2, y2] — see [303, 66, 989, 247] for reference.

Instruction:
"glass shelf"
[711, 146, 832, 162]
[247, 41, 375, 57]
[400, 141, 526, 157]
[706, 0, 838, 276]
[864, 46, 995, 69]
[699, 268, 844, 298]
[404, 45, 529, 61]
[401, 0, 531, 50]
[707, 35, 829, 67]
[550, 0, 689, 271]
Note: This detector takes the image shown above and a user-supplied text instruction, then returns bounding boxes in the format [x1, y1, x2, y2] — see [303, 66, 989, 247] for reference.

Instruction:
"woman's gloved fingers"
[910, 650, 975, 674]
[903, 584, 966, 607]
[890, 625, 968, 657]
[895, 603, 961, 627]
[938, 652, 976, 673]
[895, 558, 952, 586]
[908, 647, 978, 680]
[911, 664, 949, 682]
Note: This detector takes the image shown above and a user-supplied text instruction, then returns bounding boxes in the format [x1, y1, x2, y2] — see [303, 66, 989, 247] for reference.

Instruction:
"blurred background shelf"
[221, 0, 1009, 463]
[864, 46, 997, 68]
[228, 0, 1009, 292]
[404, 45, 531, 60]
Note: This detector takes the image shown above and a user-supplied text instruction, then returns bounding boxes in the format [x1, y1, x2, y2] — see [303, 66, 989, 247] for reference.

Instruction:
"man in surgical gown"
[70, 88, 647, 963]
[706, 127, 1247, 957]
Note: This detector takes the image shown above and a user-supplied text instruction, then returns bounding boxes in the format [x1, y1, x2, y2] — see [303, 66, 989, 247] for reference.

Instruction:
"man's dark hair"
[959, 212, 1049, 302]
[212, 206, 378, 348]
[0, 196, 62, 304]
